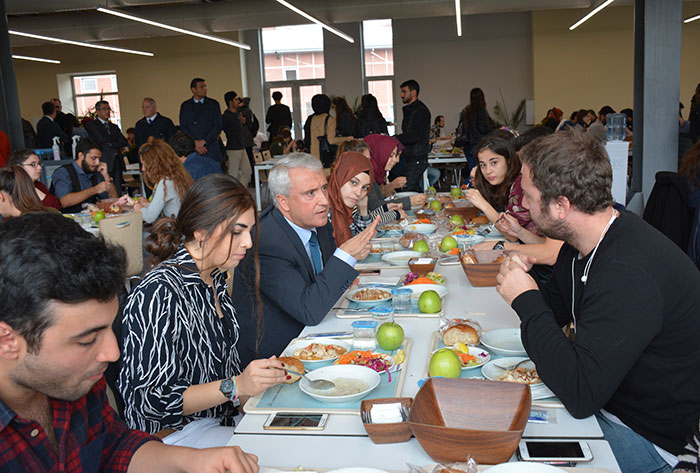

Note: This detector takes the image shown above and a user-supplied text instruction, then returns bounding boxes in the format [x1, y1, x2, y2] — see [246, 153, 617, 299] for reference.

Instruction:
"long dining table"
[224, 260, 622, 472]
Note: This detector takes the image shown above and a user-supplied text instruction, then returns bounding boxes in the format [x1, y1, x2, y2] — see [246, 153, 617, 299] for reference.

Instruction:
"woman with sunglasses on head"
[327, 151, 405, 246]
[134, 137, 193, 223]
[118, 174, 286, 438]
[7, 149, 62, 210]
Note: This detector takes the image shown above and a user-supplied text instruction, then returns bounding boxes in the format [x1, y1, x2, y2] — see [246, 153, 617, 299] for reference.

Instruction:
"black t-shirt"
[222, 109, 246, 150]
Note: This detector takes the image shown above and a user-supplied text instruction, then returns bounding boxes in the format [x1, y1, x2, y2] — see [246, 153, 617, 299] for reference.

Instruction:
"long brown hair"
[332, 96, 355, 120]
[0, 166, 46, 214]
[139, 137, 193, 200]
[680, 140, 700, 189]
[473, 135, 521, 210]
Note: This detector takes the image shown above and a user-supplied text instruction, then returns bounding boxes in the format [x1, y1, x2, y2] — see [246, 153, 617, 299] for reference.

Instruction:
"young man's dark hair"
[400, 79, 420, 95]
[514, 125, 553, 151]
[434, 115, 444, 125]
[190, 77, 205, 89]
[75, 137, 101, 158]
[224, 90, 238, 106]
[41, 101, 55, 116]
[95, 100, 109, 111]
[599, 105, 616, 116]
[0, 213, 126, 352]
[520, 128, 614, 214]
[169, 131, 196, 157]
[272, 91, 283, 101]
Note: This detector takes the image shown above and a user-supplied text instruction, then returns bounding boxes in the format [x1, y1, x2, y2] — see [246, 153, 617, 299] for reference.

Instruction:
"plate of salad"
[432, 344, 490, 370]
[333, 350, 400, 381]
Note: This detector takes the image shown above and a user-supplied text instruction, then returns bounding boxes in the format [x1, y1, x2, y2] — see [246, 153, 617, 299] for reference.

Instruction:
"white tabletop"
[226, 263, 617, 471]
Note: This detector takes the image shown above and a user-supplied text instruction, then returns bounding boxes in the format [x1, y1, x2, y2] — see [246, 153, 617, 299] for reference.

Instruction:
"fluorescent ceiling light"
[684, 13, 700, 23]
[455, 0, 462, 37]
[9, 30, 153, 56]
[97, 7, 251, 50]
[569, 0, 615, 31]
[12, 54, 61, 64]
[275, 0, 355, 43]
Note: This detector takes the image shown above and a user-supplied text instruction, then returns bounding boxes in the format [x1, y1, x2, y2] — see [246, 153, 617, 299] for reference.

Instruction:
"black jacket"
[36, 116, 69, 149]
[134, 113, 177, 148]
[396, 99, 430, 161]
[265, 103, 292, 137]
[643, 171, 694, 251]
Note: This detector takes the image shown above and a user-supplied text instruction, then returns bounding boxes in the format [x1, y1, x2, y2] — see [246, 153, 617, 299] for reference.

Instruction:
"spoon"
[494, 359, 532, 371]
[286, 369, 336, 391]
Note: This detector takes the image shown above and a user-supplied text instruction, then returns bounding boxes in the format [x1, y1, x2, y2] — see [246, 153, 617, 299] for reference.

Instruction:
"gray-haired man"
[233, 153, 378, 365]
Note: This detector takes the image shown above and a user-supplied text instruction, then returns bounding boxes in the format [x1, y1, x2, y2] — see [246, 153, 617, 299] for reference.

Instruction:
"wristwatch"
[493, 241, 506, 250]
[219, 378, 234, 400]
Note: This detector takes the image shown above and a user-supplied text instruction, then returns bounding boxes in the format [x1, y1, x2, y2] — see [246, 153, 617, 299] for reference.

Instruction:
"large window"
[363, 20, 395, 133]
[72, 73, 122, 128]
[261, 25, 326, 139]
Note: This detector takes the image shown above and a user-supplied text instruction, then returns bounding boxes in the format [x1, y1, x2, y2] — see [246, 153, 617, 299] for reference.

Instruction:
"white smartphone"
[263, 413, 329, 430]
[517, 440, 593, 463]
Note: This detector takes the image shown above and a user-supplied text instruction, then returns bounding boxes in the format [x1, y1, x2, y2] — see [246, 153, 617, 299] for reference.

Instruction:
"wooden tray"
[243, 338, 412, 415]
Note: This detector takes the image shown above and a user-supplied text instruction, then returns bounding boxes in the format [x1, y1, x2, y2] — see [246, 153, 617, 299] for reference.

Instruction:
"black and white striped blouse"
[349, 204, 400, 236]
[117, 246, 241, 434]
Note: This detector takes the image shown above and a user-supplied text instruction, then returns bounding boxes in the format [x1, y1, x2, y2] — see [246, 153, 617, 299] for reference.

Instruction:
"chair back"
[100, 212, 143, 277]
[40, 159, 74, 188]
[262, 149, 272, 161]
[254, 152, 268, 183]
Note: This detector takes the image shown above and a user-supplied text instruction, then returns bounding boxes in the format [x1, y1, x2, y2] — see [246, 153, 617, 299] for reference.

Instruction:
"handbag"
[317, 115, 337, 168]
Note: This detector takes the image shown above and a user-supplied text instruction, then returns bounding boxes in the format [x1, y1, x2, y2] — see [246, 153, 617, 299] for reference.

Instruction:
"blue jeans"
[425, 167, 441, 190]
[596, 413, 674, 473]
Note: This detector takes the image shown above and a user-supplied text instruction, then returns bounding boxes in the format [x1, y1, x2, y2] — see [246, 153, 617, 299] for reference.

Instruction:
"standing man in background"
[179, 78, 223, 163]
[135, 97, 177, 149]
[394, 79, 431, 192]
[84, 100, 127, 194]
[266, 91, 293, 138]
[222, 91, 252, 186]
[37, 101, 69, 150]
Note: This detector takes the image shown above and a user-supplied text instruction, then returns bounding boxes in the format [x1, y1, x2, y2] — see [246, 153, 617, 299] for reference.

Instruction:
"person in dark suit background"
[50, 98, 77, 139]
[265, 91, 292, 138]
[134, 97, 176, 149]
[232, 153, 379, 366]
[394, 79, 431, 192]
[179, 78, 222, 162]
[84, 100, 128, 194]
[36, 101, 69, 150]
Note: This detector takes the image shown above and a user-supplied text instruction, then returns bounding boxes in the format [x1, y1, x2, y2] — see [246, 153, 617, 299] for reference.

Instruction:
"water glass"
[352, 320, 377, 351]
[370, 306, 395, 325]
[391, 288, 413, 313]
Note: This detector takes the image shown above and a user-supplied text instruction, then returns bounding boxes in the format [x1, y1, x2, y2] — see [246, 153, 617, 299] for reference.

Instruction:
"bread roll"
[461, 253, 478, 265]
[472, 215, 490, 224]
[278, 356, 304, 384]
[442, 324, 480, 346]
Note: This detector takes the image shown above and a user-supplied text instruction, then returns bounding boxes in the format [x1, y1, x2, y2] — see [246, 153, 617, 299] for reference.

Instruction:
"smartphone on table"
[263, 413, 329, 430]
[517, 440, 593, 463]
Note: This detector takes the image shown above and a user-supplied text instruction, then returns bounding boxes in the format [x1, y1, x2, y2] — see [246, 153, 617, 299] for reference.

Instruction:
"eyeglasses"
[23, 161, 41, 168]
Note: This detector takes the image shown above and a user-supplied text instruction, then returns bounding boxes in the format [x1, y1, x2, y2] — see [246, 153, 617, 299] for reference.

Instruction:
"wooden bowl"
[460, 249, 509, 287]
[407, 378, 530, 464]
[444, 206, 479, 221]
[360, 397, 413, 444]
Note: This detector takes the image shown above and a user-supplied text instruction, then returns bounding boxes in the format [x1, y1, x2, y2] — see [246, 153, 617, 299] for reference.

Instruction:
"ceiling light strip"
[97, 7, 251, 50]
[455, 0, 462, 37]
[12, 54, 61, 64]
[9, 30, 154, 56]
[569, 0, 615, 31]
[684, 13, 700, 23]
[275, 0, 355, 43]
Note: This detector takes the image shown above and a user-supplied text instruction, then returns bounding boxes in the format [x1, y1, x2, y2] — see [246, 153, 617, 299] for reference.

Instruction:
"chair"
[100, 211, 144, 279]
[253, 152, 270, 208]
[40, 158, 74, 188]
[262, 149, 272, 161]
[121, 156, 142, 194]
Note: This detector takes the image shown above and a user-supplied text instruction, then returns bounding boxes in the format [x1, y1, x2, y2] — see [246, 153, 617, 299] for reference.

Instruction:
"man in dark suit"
[134, 97, 176, 149]
[265, 91, 292, 138]
[232, 153, 378, 366]
[179, 78, 222, 162]
[84, 100, 128, 194]
[36, 101, 69, 150]
[395, 79, 431, 192]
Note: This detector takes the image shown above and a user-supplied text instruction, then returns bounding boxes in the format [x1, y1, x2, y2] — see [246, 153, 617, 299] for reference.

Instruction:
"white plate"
[391, 191, 419, 199]
[405, 223, 437, 235]
[381, 250, 424, 266]
[401, 284, 448, 300]
[484, 462, 566, 473]
[481, 328, 527, 356]
[345, 286, 393, 306]
[299, 365, 381, 404]
[452, 233, 486, 246]
[482, 357, 542, 386]
[432, 346, 490, 370]
[283, 338, 352, 370]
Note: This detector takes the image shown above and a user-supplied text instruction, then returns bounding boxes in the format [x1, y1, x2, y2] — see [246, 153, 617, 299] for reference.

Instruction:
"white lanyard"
[570, 209, 618, 334]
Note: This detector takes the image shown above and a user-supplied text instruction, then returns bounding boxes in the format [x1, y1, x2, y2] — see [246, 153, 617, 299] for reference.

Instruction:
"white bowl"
[345, 286, 393, 307]
[452, 233, 485, 246]
[405, 223, 437, 235]
[283, 338, 352, 370]
[299, 365, 381, 404]
[401, 284, 448, 300]
[391, 191, 419, 199]
[484, 462, 565, 473]
[381, 250, 424, 266]
[481, 328, 527, 357]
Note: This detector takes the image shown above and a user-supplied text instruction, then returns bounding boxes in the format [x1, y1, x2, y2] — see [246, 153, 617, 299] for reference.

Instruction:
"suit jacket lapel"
[316, 222, 337, 264]
[269, 207, 315, 280]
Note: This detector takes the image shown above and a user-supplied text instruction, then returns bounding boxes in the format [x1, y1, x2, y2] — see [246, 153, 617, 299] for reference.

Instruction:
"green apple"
[440, 235, 458, 252]
[376, 322, 405, 351]
[450, 187, 462, 198]
[429, 348, 461, 378]
[429, 200, 443, 211]
[427, 186, 437, 194]
[412, 239, 429, 253]
[449, 215, 464, 226]
[93, 210, 106, 224]
[418, 290, 442, 313]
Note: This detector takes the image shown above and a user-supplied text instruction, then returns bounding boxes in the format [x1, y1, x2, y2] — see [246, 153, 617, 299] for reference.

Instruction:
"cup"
[352, 320, 378, 351]
[370, 306, 395, 325]
[391, 288, 413, 313]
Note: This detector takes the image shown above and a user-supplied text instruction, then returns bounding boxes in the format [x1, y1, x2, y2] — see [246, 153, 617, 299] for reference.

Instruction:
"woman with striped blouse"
[117, 174, 287, 435]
